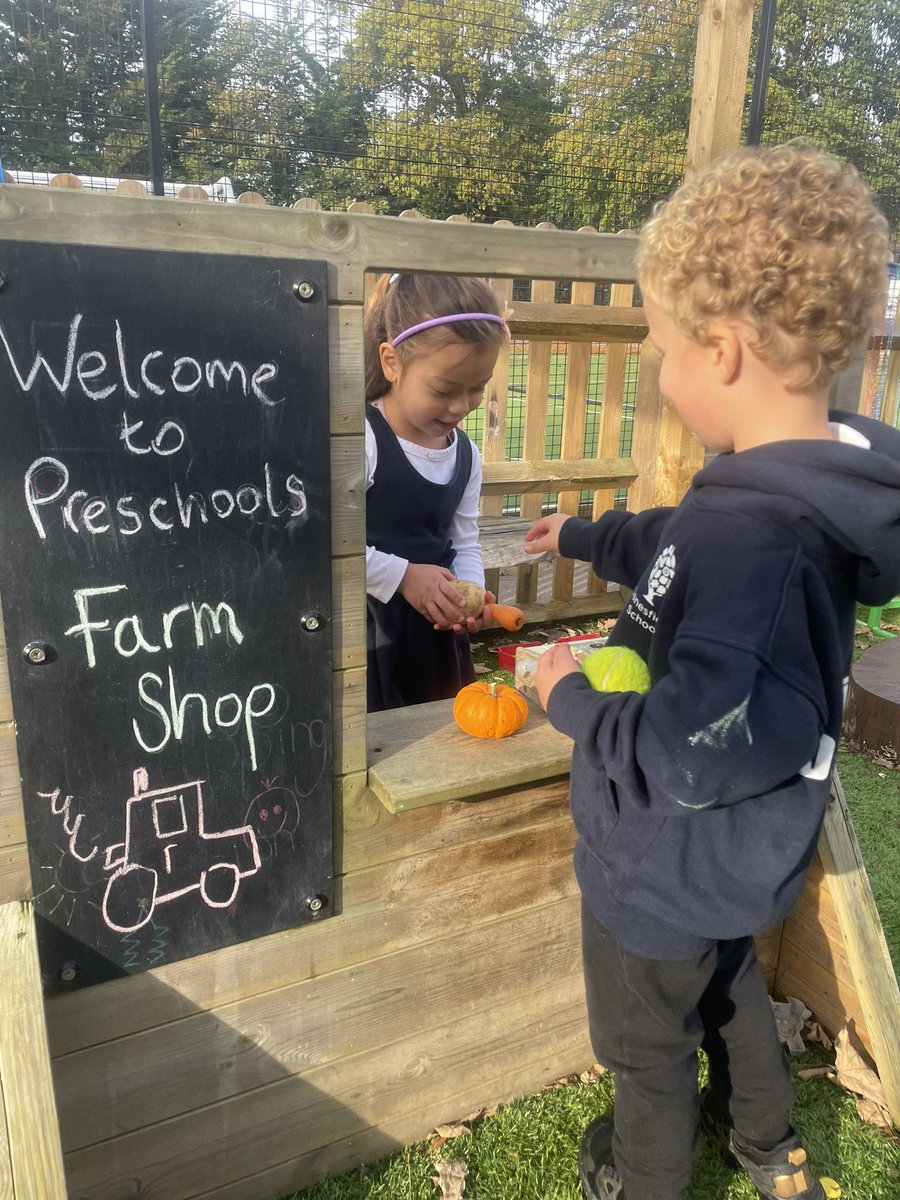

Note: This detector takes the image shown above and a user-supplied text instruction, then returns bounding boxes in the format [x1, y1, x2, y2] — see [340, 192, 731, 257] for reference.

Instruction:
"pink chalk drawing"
[101, 767, 261, 933]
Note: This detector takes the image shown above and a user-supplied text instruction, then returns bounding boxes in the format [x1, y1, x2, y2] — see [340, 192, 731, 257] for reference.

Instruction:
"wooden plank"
[0, 187, 639, 304]
[515, 591, 625, 626]
[519, 277, 557, 553]
[60, 897, 591, 1200]
[482, 274, 514, 519]
[334, 666, 366, 777]
[46, 779, 572, 1055]
[478, 517, 551, 571]
[52, 821, 580, 1148]
[0, 1072, 12, 1200]
[553, 270, 597, 600]
[818, 774, 900, 1124]
[367, 698, 570, 812]
[775, 939, 871, 1058]
[507, 302, 646, 343]
[625, 344, 665, 516]
[167, 997, 591, 1200]
[589, 276, 636, 595]
[0, 902, 67, 1199]
[329, 304, 365, 436]
[481, 457, 636, 495]
[332, 555, 364, 671]
[330, 435, 365, 556]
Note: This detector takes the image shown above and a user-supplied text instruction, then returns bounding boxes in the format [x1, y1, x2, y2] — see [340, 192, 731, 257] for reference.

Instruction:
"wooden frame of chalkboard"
[0, 240, 334, 991]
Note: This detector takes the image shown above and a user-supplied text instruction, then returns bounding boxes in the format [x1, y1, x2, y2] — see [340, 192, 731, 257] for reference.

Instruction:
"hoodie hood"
[693, 411, 900, 606]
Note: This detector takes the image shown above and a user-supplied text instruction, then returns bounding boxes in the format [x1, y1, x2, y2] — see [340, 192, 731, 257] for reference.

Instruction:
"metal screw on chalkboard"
[293, 280, 316, 301]
[23, 641, 50, 664]
[300, 611, 326, 633]
[306, 895, 327, 914]
[59, 961, 79, 983]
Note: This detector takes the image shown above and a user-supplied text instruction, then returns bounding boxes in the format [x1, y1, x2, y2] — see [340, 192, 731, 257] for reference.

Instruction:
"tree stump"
[843, 637, 900, 761]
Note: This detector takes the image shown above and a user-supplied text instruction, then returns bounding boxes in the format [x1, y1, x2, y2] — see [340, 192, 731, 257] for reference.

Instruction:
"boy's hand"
[536, 643, 582, 709]
[524, 513, 571, 558]
[400, 564, 469, 627]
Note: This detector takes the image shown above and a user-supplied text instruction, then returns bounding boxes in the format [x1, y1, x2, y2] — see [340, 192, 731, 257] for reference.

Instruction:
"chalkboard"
[0, 241, 334, 992]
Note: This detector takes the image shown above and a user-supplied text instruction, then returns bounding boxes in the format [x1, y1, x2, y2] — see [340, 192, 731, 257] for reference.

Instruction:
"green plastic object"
[857, 600, 900, 640]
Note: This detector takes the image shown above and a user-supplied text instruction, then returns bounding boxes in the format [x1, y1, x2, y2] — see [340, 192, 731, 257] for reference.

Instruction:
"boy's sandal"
[700, 1088, 826, 1200]
[577, 1116, 626, 1199]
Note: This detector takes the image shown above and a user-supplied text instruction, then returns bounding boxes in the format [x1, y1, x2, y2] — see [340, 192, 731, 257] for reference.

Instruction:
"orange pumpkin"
[453, 681, 528, 739]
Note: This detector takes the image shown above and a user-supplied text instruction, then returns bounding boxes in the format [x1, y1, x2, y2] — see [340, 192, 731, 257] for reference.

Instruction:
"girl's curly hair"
[636, 143, 891, 390]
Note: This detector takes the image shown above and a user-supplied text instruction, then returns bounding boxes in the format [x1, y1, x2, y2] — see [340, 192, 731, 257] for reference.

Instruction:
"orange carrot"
[491, 603, 525, 633]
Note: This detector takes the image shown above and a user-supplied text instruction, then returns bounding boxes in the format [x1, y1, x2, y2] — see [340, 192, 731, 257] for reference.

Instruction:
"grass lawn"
[288, 613, 900, 1200]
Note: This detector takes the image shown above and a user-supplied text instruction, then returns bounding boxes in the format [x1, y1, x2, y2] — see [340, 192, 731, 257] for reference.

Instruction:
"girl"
[364, 272, 507, 711]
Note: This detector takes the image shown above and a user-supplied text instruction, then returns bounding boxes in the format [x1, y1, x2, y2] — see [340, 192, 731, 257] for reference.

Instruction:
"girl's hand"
[399, 564, 469, 627]
[524, 513, 571, 558]
[536, 644, 581, 710]
[451, 590, 497, 634]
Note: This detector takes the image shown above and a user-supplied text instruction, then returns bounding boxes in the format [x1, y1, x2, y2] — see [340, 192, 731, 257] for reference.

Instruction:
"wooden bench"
[0, 901, 67, 1200]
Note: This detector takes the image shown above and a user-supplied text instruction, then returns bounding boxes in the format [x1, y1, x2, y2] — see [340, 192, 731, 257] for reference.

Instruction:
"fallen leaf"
[432, 1158, 468, 1199]
[434, 1123, 470, 1140]
[827, 1025, 893, 1130]
[804, 1021, 833, 1050]
[473, 663, 490, 674]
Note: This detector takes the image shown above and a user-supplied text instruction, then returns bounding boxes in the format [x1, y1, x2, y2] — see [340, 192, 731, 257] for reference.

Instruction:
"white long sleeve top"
[365, 399, 485, 603]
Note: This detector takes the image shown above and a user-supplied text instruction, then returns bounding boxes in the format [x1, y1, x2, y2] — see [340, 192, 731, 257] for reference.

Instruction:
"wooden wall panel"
[62, 898, 591, 1200]
[45, 781, 571, 1054]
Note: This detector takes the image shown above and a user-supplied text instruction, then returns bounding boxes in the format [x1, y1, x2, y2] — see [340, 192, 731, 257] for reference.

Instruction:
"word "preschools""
[0, 314, 283, 406]
[25, 456, 306, 541]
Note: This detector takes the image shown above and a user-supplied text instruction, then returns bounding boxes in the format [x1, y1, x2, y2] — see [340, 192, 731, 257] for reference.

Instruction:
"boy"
[524, 143, 900, 1200]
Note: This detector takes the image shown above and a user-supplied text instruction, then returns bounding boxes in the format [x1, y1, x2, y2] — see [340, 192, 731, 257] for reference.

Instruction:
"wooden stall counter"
[367, 698, 570, 812]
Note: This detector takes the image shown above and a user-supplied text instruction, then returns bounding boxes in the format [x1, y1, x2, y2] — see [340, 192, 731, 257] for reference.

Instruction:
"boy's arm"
[547, 642, 827, 814]
[557, 507, 676, 589]
[546, 543, 833, 813]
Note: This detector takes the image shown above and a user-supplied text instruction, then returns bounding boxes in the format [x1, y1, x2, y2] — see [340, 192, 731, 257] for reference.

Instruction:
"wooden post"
[645, 0, 757, 507]
[0, 902, 67, 1199]
[685, 0, 756, 178]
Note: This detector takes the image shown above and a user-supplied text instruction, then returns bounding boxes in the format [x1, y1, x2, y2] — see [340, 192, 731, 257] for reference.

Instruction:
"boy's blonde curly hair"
[636, 143, 891, 391]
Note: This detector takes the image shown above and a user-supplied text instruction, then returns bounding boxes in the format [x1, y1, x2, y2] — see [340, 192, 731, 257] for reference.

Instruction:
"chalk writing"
[0, 314, 282, 405]
[25, 456, 307, 541]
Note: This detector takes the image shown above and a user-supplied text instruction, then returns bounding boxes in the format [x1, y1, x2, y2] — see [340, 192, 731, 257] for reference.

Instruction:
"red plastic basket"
[496, 633, 603, 672]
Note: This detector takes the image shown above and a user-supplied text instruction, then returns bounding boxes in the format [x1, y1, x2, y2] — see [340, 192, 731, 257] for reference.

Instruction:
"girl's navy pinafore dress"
[366, 405, 476, 712]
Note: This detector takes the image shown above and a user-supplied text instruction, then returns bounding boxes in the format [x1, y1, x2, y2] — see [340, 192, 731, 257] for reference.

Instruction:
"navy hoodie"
[548, 412, 900, 960]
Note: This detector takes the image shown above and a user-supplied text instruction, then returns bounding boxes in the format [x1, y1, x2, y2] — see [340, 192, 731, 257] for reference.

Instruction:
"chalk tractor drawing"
[102, 767, 261, 933]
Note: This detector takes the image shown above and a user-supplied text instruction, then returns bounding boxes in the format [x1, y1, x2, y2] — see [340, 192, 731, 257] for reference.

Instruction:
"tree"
[328, 0, 558, 219]
[0, 0, 141, 172]
[543, 0, 695, 232]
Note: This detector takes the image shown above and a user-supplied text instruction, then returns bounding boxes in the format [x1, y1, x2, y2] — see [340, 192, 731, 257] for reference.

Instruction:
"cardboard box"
[514, 636, 607, 706]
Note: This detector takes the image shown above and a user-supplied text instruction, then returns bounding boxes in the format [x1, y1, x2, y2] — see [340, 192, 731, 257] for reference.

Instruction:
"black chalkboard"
[0, 240, 334, 992]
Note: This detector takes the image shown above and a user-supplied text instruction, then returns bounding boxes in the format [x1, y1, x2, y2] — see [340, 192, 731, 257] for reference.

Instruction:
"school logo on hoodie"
[644, 544, 676, 605]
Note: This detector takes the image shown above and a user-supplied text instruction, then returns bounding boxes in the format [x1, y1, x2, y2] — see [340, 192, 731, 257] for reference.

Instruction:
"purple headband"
[390, 312, 507, 347]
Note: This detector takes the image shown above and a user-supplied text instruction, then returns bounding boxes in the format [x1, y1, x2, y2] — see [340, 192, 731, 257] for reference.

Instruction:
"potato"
[451, 578, 486, 617]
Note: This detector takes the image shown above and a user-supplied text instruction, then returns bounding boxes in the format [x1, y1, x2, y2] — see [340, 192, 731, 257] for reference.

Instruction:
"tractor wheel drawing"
[200, 862, 242, 908]
[103, 863, 159, 933]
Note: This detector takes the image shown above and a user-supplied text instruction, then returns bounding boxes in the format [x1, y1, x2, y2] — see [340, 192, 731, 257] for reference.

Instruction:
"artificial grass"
[289, 1048, 900, 1199]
